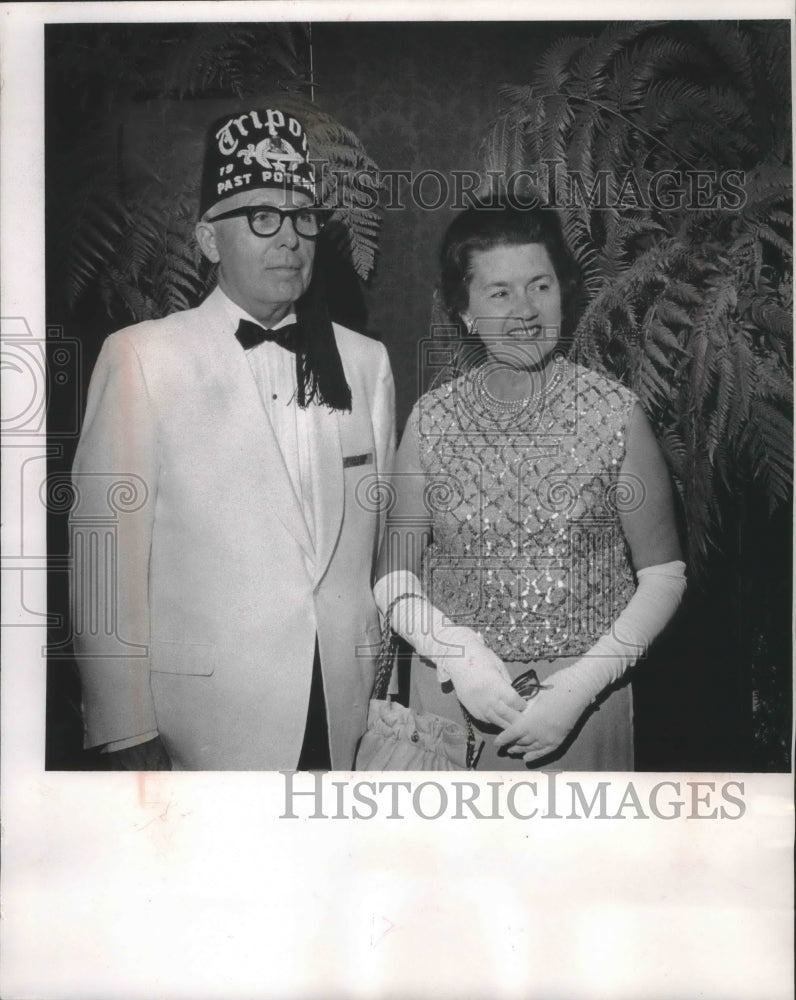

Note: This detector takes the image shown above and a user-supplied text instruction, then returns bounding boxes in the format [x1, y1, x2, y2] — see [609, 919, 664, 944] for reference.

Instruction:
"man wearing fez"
[70, 107, 395, 770]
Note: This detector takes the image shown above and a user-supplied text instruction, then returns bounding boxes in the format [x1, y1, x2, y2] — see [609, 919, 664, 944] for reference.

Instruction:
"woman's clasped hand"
[495, 673, 592, 762]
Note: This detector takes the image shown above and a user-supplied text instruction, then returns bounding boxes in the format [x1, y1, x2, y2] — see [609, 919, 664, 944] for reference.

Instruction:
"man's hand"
[106, 735, 172, 771]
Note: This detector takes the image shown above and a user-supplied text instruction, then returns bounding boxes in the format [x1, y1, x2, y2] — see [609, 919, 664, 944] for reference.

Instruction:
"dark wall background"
[313, 20, 600, 429]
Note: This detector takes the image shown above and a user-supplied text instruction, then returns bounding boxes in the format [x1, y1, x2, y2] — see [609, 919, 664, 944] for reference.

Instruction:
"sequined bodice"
[411, 360, 638, 661]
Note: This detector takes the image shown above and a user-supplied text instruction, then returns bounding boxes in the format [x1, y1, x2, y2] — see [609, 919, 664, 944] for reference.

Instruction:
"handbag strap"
[370, 597, 402, 701]
[370, 593, 418, 701]
[371, 592, 481, 769]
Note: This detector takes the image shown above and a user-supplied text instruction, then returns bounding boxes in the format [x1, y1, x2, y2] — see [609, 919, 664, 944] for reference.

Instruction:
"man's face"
[196, 187, 315, 325]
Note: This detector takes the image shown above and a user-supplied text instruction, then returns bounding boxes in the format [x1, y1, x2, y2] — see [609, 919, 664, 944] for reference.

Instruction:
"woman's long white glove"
[373, 570, 526, 727]
[494, 560, 687, 761]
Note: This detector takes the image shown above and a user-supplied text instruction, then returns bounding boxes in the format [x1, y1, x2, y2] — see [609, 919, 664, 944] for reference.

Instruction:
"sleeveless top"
[408, 359, 639, 662]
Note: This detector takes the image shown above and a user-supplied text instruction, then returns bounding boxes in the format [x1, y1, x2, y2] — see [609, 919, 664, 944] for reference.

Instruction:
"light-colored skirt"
[409, 654, 634, 771]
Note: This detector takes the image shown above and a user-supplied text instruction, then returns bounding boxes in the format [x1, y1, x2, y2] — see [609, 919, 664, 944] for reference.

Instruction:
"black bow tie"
[235, 318, 300, 353]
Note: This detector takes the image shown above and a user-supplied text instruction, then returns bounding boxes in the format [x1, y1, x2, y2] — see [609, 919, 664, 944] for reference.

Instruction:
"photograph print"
[43, 18, 792, 773]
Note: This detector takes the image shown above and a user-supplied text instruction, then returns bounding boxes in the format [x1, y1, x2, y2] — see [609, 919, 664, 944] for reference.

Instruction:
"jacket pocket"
[364, 620, 383, 654]
[150, 639, 216, 676]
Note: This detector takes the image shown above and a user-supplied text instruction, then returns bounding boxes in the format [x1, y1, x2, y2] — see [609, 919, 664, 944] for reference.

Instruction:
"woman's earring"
[464, 316, 477, 336]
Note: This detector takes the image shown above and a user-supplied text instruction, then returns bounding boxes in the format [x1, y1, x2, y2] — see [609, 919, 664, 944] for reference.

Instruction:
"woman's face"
[463, 242, 562, 370]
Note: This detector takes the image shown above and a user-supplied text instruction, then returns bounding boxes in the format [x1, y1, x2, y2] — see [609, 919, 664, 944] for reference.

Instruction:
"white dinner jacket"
[70, 287, 395, 769]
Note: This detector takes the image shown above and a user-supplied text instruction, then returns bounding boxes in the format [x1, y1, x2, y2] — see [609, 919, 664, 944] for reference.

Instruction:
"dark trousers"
[296, 638, 331, 770]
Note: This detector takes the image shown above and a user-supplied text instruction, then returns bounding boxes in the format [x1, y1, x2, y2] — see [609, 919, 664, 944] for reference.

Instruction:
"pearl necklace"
[473, 356, 566, 416]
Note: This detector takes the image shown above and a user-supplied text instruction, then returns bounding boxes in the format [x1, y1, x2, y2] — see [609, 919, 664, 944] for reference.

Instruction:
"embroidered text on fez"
[200, 108, 316, 218]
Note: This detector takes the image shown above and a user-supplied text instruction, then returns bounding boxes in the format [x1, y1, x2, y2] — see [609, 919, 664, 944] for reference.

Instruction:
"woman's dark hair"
[439, 199, 583, 341]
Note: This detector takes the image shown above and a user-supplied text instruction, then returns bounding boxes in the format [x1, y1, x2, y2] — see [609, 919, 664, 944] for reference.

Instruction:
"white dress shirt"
[221, 292, 318, 550]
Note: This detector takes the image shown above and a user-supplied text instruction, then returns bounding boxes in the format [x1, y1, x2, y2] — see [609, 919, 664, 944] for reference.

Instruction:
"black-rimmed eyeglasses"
[205, 205, 331, 239]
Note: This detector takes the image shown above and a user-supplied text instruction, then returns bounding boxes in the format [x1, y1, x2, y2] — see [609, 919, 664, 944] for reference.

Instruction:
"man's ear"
[195, 220, 220, 263]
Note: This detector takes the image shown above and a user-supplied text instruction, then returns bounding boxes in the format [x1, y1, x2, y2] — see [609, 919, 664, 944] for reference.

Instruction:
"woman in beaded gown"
[373, 201, 686, 770]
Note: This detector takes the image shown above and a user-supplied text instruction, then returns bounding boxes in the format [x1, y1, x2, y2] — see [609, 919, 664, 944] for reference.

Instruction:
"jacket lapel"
[194, 289, 315, 560]
[303, 391, 344, 587]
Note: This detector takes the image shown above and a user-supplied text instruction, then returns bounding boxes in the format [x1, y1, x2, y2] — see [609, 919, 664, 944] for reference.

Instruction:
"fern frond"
[700, 22, 756, 100]
[570, 22, 660, 97]
[532, 36, 590, 94]
[742, 401, 794, 509]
